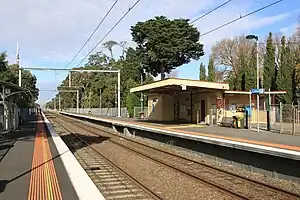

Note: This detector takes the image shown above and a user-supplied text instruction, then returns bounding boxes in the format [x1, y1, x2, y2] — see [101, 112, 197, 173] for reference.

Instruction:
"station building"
[130, 78, 285, 125]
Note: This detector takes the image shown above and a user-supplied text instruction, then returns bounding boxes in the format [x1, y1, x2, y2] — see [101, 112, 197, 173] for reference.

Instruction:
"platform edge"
[42, 111, 106, 200]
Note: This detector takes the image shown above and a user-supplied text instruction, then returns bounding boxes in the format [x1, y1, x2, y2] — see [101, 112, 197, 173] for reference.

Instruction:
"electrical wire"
[76, 0, 141, 68]
[190, 0, 232, 24]
[65, 0, 119, 68]
[200, 0, 284, 37]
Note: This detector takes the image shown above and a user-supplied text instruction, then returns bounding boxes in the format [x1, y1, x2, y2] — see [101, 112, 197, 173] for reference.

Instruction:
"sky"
[0, 0, 299, 105]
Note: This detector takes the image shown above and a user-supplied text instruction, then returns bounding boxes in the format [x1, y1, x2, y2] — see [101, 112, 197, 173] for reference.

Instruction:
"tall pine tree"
[263, 32, 276, 90]
[207, 57, 215, 82]
[276, 36, 294, 103]
[199, 62, 206, 80]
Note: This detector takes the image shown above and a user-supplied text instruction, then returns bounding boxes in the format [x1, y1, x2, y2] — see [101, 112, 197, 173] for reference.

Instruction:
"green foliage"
[199, 62, 206, 80]
[103, 40, 118, 59]
[46, 43, 154, 116]
[276, 37, 293, 104]
[263, 32, 276, 90]
[207, 57, 215, 82]
[125, 78, 140, 117]
[0, 52, 39, 107]
[131, 16, 204, 79]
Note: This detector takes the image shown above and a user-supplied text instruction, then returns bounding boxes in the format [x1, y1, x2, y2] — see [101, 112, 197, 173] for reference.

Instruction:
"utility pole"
[16, 42, 21, 87]
[76, 90, 79, 113]
[256, 38, 260, 132]
[89, 89, 92, 110]
[59, 94, 61, 111]
[140, 67, 144, 115]
[99, 88, 102, 115]
[69, 72, 71, 87]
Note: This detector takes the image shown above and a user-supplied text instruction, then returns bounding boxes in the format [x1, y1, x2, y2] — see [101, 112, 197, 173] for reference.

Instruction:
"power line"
[190, 0, 232, 24]
[76, 0, 141, 68]
[65, 0, 119, 68]
[200, 0, 284, 37]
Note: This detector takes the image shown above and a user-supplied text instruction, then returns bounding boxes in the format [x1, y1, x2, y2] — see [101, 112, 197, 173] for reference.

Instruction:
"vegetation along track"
[49, 112, 300, 200]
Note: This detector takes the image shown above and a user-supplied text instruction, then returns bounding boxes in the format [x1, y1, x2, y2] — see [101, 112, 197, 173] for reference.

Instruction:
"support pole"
[69, 72, 71, 87]
[117, 69, 121, 117]
[257, 94, 260, 132]
[54, 97, 56, 110]
[58, 94, 61, 111]
[17, 42, 22, 87]
[19, 69, 22, 87]
[267, 88, 271, 131]
[256, 39, 259, 132]
[76, 90, 79, 113]
[292, 105, 295, 135]
[99, 88, 102, 115]
[249, 90, 252, 129]
[279, 102, 283, 134]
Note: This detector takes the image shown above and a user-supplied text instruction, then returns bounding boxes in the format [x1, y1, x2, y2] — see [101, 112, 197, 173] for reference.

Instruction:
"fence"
[64, 107, 129, 118]
[133, 107, 149, 119]
[209, 103, 300, 135]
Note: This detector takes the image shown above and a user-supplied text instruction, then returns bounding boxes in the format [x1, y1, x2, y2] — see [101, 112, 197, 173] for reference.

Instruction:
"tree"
[211, 35, 256, 90]
[125, 78, 140, 117]
[263, 32, 276, 90]
[276, 36, 293, 103]
[166, 70, 179, 78]
[207, 57, 215, 82]
[103, 40, 118, 59]
[119, 41, 128, 59]
[131, 16, 204, 80]
[199, 62, 206, 80]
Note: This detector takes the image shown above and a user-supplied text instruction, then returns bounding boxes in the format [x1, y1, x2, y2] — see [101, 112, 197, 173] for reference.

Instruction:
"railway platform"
[59, 111, 300, 159]
[0, 112, 104, 200]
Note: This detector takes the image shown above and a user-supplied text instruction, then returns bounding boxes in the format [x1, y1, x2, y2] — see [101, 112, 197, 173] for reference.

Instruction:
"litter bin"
[238, 116, 245, 129]
[232, 116, 238, 128]
[233, 116, 245, 129]
[139, 112, 145, 119]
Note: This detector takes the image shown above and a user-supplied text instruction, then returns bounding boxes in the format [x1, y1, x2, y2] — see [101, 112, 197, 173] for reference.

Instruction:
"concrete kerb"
[41, 111, 106, 200]
[60, 111, 300, 161]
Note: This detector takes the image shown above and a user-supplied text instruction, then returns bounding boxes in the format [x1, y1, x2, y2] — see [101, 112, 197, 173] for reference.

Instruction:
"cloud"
[0, 0, 294, 102]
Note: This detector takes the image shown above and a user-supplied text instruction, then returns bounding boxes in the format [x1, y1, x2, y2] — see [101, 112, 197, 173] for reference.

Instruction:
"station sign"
[251, 88, 265, 94]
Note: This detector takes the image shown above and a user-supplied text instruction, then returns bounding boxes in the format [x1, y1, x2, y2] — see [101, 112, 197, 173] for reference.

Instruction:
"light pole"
[246, 34, 260, 132]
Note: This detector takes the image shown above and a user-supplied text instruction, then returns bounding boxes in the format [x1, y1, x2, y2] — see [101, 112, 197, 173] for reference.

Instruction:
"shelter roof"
[130, 78, 229, 94]
[0, 81, 29, 100]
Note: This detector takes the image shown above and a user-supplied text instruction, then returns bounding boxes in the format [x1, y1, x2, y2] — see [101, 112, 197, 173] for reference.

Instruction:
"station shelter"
[130, 78, 285, 125]
[0, 81, 29, 132]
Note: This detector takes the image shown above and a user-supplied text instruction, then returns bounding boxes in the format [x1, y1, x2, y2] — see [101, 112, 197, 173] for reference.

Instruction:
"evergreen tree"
[263, 32, 276, 90]
[276, 36, 293, 103]
[199, 62, 206, 80]
[207, 57, 215, 82]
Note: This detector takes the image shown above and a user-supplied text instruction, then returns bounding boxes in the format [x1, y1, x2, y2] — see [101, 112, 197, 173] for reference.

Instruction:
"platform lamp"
[246, 34, 260, 132]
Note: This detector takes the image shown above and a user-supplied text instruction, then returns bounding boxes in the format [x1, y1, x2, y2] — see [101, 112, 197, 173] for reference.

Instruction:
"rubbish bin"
[232, 116, 238, 128]
[238, 116, 244, 129]
[139, 112, 145, 119]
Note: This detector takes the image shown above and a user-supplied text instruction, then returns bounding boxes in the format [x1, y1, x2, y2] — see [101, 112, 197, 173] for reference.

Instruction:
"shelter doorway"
[201, 100, 206, 122]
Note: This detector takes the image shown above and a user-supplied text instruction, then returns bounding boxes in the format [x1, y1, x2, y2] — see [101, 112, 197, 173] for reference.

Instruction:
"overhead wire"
[190, 0, 232, 24]
[200, 0, 284, 37]
[65, 0, 120, 68]
[76, 0, 141, 68]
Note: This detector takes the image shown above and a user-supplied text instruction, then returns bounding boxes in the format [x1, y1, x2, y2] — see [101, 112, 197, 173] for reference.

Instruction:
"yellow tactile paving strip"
[28, 114, 62, 200]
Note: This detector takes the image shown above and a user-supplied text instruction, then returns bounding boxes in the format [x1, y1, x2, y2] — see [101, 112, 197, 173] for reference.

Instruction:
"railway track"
[48, 112, 300, 200]
[48, 114, 162, 200]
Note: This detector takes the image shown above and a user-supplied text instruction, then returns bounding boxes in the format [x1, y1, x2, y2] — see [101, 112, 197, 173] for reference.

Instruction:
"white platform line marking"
[42, 112, 106, 200]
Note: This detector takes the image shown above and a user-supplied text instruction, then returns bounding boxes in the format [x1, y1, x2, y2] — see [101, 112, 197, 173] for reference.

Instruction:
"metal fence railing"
[64, 107, 129, 118]
[209, 103, 300, 135]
